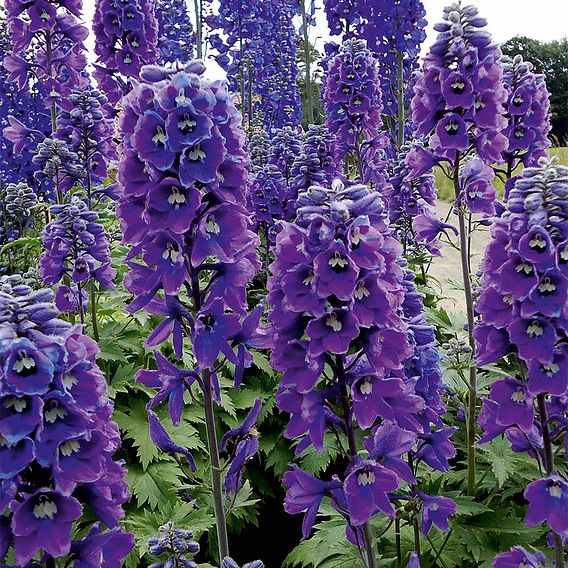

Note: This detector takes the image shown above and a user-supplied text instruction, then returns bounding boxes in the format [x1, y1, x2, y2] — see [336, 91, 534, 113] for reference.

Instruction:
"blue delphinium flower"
[153, 0, 194, 65]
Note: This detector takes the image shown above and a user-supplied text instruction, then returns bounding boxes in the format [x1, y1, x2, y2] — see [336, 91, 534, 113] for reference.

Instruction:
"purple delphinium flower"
[500, 54, 551, 193]
[93, 0, 158, 104]
[323, 38, 388, 183]
[418, 492, 457, 535]
[39, 196, 115, 315]
[118, 63, 262, 510]
[493, 546, 545, 568]
[410, 3, 508, 195]
[270, 180, 455, 547]
[153, 0, 194, 65]
[476, 157, 568, 555]
[0, 275, 132, 565]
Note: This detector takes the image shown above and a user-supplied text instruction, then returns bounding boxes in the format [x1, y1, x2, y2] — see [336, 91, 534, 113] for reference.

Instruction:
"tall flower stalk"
[116, 61, 261, 560]
[410, 3, 509, 494]
[475, 157, 567, 567]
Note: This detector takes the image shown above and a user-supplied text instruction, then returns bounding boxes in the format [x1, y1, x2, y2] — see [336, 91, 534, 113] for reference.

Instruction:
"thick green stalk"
[536, 395, 565, 568]
[193, 0, 203, 59]
[300, 0, 314, 124]
[452, 154, 478, 495]
[203, 368, 230, 560]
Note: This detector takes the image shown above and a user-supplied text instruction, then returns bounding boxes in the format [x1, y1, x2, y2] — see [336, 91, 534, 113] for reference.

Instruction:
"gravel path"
[426, 201, 491, 312]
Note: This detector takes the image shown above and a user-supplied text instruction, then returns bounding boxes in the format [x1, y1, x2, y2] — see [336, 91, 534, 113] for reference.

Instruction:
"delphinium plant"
[475, 157, 567, 567]
[0, 274, 133, 566]
[323, 38, 389, 185]
[268, 181, 457, 567]
[499, 54, 551, 190]
[92, 0, 158, 106]
[153, 0, 194, 66]
[409, 2, 509, 495]
[115, 61, 263, 562]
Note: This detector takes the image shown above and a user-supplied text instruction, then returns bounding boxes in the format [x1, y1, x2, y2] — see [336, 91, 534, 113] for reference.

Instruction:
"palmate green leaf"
[252, 350, 275, 376]
[299, 434, 340, 475]
[477, 437, 518, 488]
[114, 398, 158, 469]
[97, 336, 130, 363]
[107, 363, 138, 397]
[126, 460, 183, 510]
[451, 495, 493, 516]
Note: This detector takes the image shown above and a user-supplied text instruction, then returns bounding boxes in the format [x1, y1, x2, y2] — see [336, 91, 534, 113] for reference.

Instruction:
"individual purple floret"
[0, 275, 133, 566]
[93, 0, 159, 105]
[493, 546, 545, 568]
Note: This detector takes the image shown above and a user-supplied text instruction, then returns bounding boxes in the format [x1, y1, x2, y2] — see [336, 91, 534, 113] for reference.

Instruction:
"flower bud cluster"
[0, 182, 37, 248]
[148, 523, 199, 568]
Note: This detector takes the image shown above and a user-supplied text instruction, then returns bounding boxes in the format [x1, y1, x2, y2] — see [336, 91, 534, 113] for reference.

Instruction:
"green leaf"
[126, 461, 182, 510]
[477, 437, 518, 488]
[252, 350, 275, 376]
[451, 495, 493, 516]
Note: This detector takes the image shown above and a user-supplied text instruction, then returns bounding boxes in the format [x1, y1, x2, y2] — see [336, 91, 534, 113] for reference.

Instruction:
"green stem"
[90, 286, 100, 341]
[300, 0, 314, 124]
[395, 517, 402, 567]
[537, 395, 565, 568]
[202, 368, 230, 561]
[193, 0, 203, 59]
[452, 153, 478, 495]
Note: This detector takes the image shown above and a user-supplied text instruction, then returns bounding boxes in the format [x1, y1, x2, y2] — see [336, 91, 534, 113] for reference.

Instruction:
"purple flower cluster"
[39, 196, 115, 314]
[475, 158, 568, 549]
[323, 38, 388, 182]
[358, 0, 427, 122]
[0, 275, 132, 565]
[32, 138, 83, 195]
[3, 0, 89, 102]
[54, 88, 116, 198]
[116, 62, 261, 492]
[93, 0, 158, 105]
[268, 181, 456, 545]
[385, 142, 448, 255]
[153, 0, 194, 65]
[410, 3, 508, 170]
[500, 54, 551, 188]
[247, 164, 288, 234]
[322, 0, 360, 38]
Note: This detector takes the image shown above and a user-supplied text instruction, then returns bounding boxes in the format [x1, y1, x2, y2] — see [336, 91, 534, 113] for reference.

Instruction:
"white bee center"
[60, 440, 81, 457]
[152, 126, 168, 146]
[328, 252, 348, 269]
[355, 283, 370, 301]
[33, 498, 58, 519]
[526, 321, 543, 337]
[325, 313, 342, 332]
[357, 470, 375, 486]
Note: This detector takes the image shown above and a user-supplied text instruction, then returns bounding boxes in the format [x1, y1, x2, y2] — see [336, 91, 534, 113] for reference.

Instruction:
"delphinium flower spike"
[93, 0, 159, 106]
[323, 38, 388, 185]
[116, 61, 262, 561]
[499, 54, 551, 193]
[0, 274, 133, 566]
[409, 3, 510, 495]
[153, 0, 194, 65]
[269, 181, 456, 567]
[475, 157, 568, 566]
[147, 522, 199, 568]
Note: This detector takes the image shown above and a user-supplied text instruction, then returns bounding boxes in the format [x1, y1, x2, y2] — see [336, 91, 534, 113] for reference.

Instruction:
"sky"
[82, 0, 568, 77]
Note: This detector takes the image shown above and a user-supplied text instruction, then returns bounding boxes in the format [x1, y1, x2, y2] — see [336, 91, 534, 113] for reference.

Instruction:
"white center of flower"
[451, 79, 465, 92]
[60, 440, 81, 457]
[325, 313, 342, 332]
[357, 470, 375, 486]
[131, 39, 139, 47]
[511, 389, 526, 404]
[123, 54, 132, 64]
[4, 396, 27, 412]
[33, 498, 58, 520]
[529, 234, 546, 249]
[328, 252, 348, 269]
[302, 272, 315, 286]
[0, 435, 13, 448]
[539, 278, 556, 294]
[45, 402, 67, 423]
[162, 243, 180, 263]
[355, 283, 370, 301]
[176, 88, 191, 105]
[429, 503, 439, 511]
[187, 146, 206, 162]
[561, 247, 568, 261]
[526, 321, 544, 337]
[41, 10, 50, 21]
[445, 120, 459, 133]
[168, 187, 186, 209]
[360, 378, 373, 396]
[513, 94, 524, 105]
[515, 262, 533, 275]
[62, 374, 77, 388]
[351, 227, 362, 245]
[205, 215, 220, 234]
[14, 351, 35, 374]
[548, 483, 562, 498]
[152, 126, 168, 146]
[503, 294, 514, 305]
[474, 97, 485, 110]
[179, 114, 197, 132]
[542, 362, 559, 377]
